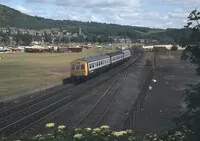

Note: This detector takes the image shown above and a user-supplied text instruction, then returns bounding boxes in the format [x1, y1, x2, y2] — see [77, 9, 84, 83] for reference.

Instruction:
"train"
[70, 48, 132, 81]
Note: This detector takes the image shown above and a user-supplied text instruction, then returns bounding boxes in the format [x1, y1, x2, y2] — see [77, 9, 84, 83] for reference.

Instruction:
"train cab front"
[70, 60, 88, 82]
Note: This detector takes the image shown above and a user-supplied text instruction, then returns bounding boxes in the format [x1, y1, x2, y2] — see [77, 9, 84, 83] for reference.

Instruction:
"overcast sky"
[0, 0, 199, 29]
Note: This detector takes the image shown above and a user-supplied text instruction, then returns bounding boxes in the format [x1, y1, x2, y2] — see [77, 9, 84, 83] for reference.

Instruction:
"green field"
[0, 48, 115, 97]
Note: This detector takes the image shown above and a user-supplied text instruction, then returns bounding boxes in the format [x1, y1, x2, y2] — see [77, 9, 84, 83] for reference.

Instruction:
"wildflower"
[46, 123, 55, 128]
[58, 125, 65, 130]
[112, 131, 127, 137]
[120, 131, 127, 134]
[153, 138, 157, 141]
[152, 79, 157, 82]
[75, 128, 82, 131]
[74, 134, 83, 139]
[100, 125, 110, 129]
[85, 128, 92, 131]
[149, 86, 152, 90]
[126, 130, 133, 134]
[93, 128, 101, 132]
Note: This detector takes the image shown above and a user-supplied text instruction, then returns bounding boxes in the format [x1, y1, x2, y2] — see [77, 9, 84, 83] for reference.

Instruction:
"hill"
[0, 4, 191, 43]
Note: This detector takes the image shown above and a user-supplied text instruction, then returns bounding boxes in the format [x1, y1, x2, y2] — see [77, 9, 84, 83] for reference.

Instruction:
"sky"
[0, 0, 200, 29]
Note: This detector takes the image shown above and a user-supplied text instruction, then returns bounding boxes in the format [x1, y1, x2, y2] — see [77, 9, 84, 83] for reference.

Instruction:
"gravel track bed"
[133, 52, 200, 137]
[99, 53, 153, 130]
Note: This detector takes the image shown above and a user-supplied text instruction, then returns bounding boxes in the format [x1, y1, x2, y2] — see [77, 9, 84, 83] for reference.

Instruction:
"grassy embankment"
[0, 47, 116, 97]
[0, 43, 142, 97]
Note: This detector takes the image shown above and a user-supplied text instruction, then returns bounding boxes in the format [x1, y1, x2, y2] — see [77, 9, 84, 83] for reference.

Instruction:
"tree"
[21, 34, 33, 46]
[60, 36, 70, 43]
[174, 9, 200, 141]
[13, 33, 21, 45]
[44, 31, 52, 43]
[77, 35, 85, 43]
[171, 45, 178, 51]
[33, 35, 42, 43]
[1, 34, 10, 45]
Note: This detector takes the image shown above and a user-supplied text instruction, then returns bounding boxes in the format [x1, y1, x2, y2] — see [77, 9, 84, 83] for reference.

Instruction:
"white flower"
[58, 125, 65, 130]
[112, 131, 127, 137]
[149, 86, 152, 90]
[74, 134, 83, 139]
[85, 127, 92, 131]
[46, 123, 55, 128]
[100, 125, 110, 129]
[93, 128, 101, 132]
[75, 128, 81, 131]
[126, 130, 133, 134]
[152, 79, 157, 82]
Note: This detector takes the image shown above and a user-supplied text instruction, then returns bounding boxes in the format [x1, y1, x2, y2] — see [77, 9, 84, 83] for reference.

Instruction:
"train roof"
[121, 49, 131, 52]
[77, 54, 110, 63]
[107, 51, 123, 57]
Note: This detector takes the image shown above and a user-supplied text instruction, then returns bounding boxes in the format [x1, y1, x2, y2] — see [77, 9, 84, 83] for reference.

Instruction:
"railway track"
[0, 53, 141, 137]
[74, 53, 143, 128]
[0, 75, 118, 137]
[0, 83, 74, 119]
[123, 66, 153, 130]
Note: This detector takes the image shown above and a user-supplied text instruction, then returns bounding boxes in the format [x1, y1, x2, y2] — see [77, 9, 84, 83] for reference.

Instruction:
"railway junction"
[0, 47, 198, 139]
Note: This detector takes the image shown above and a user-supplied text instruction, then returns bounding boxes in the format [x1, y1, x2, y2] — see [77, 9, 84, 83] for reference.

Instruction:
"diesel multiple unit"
[70, 48, 132, 80]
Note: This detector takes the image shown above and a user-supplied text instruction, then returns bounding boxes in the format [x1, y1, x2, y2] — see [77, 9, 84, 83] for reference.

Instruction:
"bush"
[1, 123, 189, 141]
[171, 45, 178, 51]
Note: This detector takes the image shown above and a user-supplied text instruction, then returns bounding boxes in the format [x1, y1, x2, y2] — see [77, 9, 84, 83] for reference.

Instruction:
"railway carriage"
[122, 49, 131, 61]
[71, 55, 110, 80]
[108, 51, 124, 68]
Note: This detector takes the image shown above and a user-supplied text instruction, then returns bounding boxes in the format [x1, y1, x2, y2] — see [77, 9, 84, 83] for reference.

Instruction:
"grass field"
[0, 48, 116, 97]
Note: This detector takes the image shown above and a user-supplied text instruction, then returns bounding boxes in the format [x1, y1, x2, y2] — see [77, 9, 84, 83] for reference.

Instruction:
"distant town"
[0, 27, 160, 45]
[0, 26, 183, 54]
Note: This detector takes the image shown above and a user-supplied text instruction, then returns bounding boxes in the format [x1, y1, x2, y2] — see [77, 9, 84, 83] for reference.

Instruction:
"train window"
[76, 65, 80, 70]
[92, 63, 94, 68]
[72, 65, 75, 70]
[89, 64, 92, 69]
[81, 65, 85, 70]
[96, 62, 98, 67]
